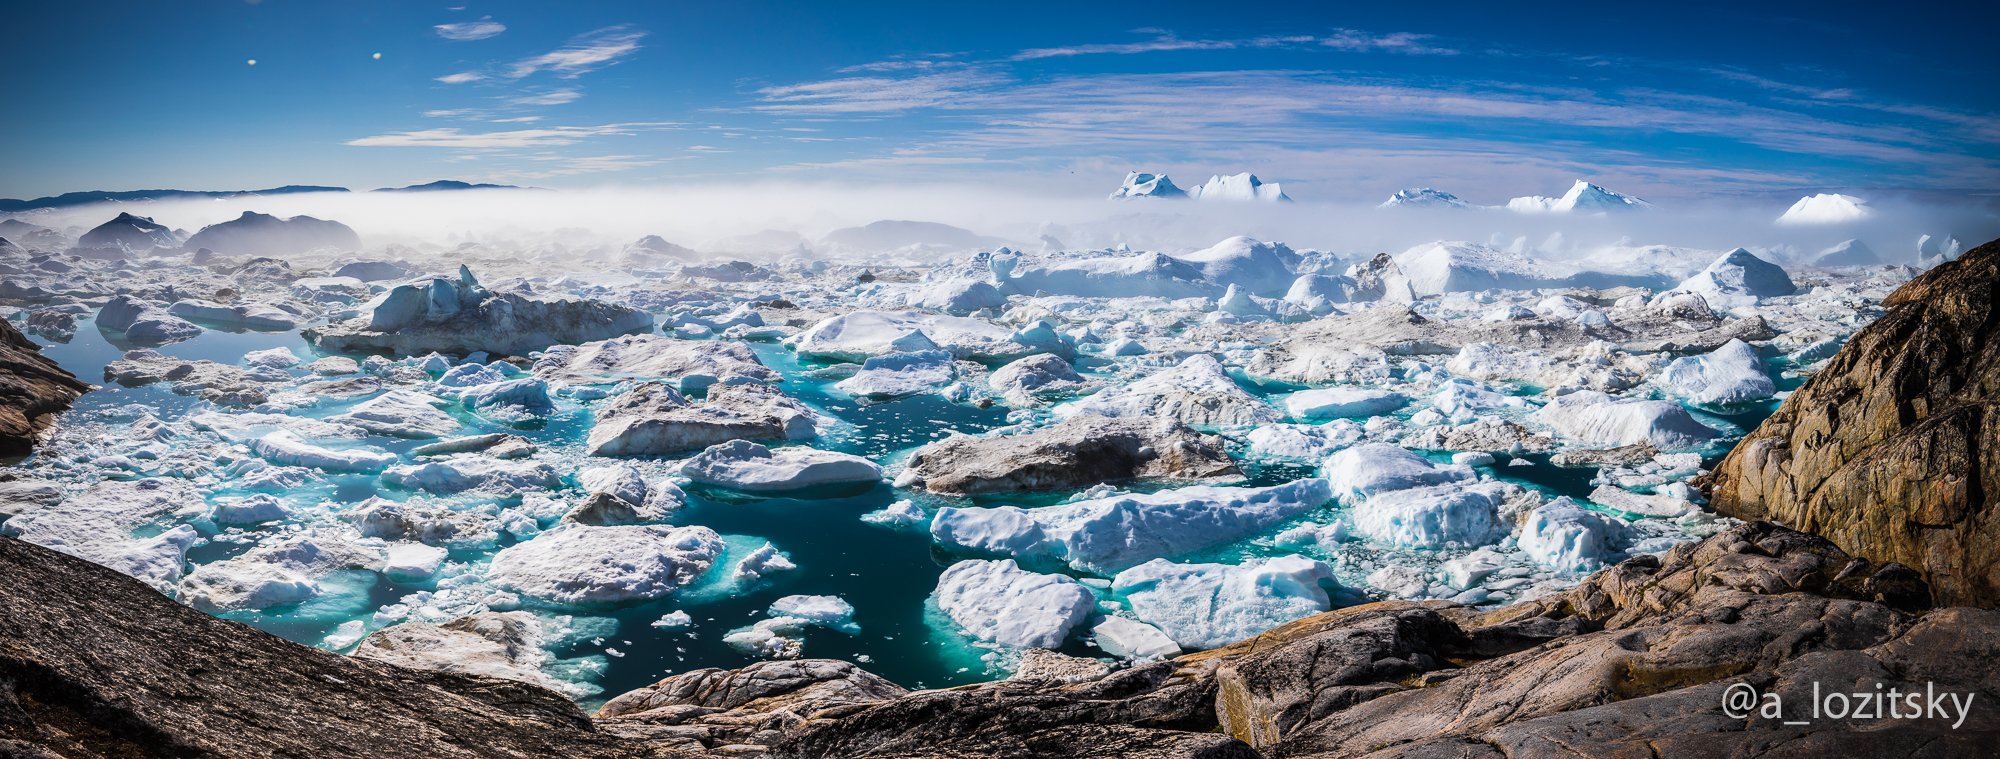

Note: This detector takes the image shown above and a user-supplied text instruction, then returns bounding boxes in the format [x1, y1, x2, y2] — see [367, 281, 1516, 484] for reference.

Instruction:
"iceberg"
[1053, 354, 1280, 428]
[1531, 390, 1720, 450]
[1322, 444, 1474, 502]
[932, 559, 1094, 649]
[1186, 172, 1291, 202]
[1777, 193, 1870, 225]
[486, 524, 725, 605]
[1112, 555, 1335, 649]
[1379, 188, 1470, 209]
[678, 440, 883, 492]
[930, 478, 1332, 574]
[1108, 171, 1188, 200]
[1507, 180, 1651, 214]
[1657, 339, 1776, 407]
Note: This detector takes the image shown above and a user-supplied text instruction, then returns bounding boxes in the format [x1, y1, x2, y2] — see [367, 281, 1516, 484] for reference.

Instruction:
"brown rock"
[1708, 237, 2000, 607]
[0, 317, 88, 456]
[0, 536, 681, 758]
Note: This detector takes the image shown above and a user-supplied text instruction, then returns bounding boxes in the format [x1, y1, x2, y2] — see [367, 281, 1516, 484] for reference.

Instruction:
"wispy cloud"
[509, 88, 583, 106]
[344, 122, 678, 149]
[1011, 29, 1452, 61]
[491, 116, 543, 123]
[436, 71, 484, 84]
[754, 70, 1004, 113]
[507, 26, 646, 79]
[435, 18, 506, 41]
[1318, 29, 1457, 55]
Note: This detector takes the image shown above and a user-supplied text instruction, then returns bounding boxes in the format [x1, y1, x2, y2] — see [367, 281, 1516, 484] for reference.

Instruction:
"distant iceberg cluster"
[1110, 171, 1291, 202]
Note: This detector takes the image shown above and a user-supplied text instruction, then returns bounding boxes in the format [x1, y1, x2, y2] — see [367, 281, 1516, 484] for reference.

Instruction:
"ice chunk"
[1349, 482, 1507, 549]
[1112, 555, 1335, 649]
[931, 479, 1332, 574]
[1531, 391, 1719, 450]
[334, 390, 461, 438]
[1657, 339, 1775, 407]
[916, 279, 1007, 316]
[861, 499, 928, 529]
[932, 559, 1094, 648]
[1665, 248, 1796, 309]
[586, 381, 820, 457]
[1054, 354, 1280, 428]
[1090, 616, 1181, 661]
[680, 439, 882, 492]
[834, 350, 956, 398]
[1777, 193, 1869, 225]
[533, 335, 778, 391]
[988, 353, 1085, 406]
[769, 594, 860, 634]
[211, 494, 288, 525]
[1245, 420, 1364, 461]
[1283, 387, 1407, 420]
[486, 524, 725, 605]
[1518, 499, 1626, 572]
[0, 478, 201, 594]
[167, 299, 298, 331]
[382, 457, 563, 495]
[250, 430, 396, 473]
[382, 542, 449, 583]
[1322, 444, 1473, 502]
[788, 310, 1034, 361]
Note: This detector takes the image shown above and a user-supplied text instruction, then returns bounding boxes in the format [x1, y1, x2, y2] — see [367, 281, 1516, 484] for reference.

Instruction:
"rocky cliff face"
[0, 317, 89, 456]
[1709, 238, 2000, 607]
[0, 536, 681, 758]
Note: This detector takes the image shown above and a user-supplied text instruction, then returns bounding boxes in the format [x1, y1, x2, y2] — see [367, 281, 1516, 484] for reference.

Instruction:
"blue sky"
[4, 1, 1996, 202]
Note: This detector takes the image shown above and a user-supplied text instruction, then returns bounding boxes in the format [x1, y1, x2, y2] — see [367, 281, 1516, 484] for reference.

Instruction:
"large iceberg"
[679, 440, 882, 492]
[1112, 555, 1336, 649]
[586, 381, 820, 457]
[1531, 390, 1720, 450]
[1186, 172, 1291, 202]
[1322, 444, 1474, 502]
[1664, 248, 1796, 310]
[308, 266, 653, 356]
[485, 524, 725, 605]
[929, 478, 1332, 574]
[1506, 180, 1651, 214]
[932, 559, 1095, 649]
[1657, 339, 1776, 407]
[1108, 172, 1187, 200]
[787, 311, 1040, 361]
[1777, 193, 1870, 225]
[1379, 188, 1470, 209]
[1053, 354, 1280, 428]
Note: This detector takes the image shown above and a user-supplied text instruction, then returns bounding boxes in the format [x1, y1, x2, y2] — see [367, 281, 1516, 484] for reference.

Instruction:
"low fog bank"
[6, 182, 1997, 269]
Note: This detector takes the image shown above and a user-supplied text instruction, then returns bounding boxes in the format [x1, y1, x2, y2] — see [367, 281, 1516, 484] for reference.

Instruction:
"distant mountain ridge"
[1, 180, 525, 212]
[372, 180, 523, 193]
[0, 186, 347, 213]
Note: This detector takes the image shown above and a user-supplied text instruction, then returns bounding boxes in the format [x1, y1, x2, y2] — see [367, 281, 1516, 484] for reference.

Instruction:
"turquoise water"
[7, 319, 1785, 703]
